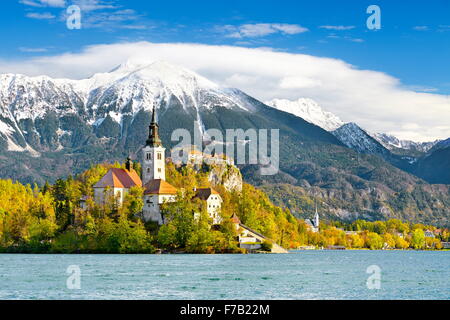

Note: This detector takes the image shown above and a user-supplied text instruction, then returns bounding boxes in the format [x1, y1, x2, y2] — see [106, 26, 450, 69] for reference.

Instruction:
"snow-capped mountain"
[0, 60, 254, 152]
[1, 59, 449, 224]
[265, 98, 344, 131]
[371, 132, 439, 153]
[264, 98, 440, 155]
[332, 123, 389, 155]
[431, 138, 450, 152]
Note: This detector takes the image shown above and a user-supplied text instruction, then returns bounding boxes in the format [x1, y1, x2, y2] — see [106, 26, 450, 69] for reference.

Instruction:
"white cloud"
[413, 26, 429, 31]
[20, 0, 65, 7]
[26, 12, 55, 19]
[19, 47, 49, 52]
[0, 41, 448, 141]
[218, 23, 308, 38]
[319, 25, 355, 30]
[279, 76, 322, 89]
[72, 0, 118, 12]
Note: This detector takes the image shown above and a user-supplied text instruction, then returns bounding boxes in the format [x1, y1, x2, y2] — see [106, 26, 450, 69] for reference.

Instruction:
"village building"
[230, 214, 288, 253]
[424, 230, 435, 238]
[305, 206, 320, 233]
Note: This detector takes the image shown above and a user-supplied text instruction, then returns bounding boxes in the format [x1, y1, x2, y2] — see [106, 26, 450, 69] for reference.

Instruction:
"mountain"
[0, 59, 339, 181]
[0, 60, 449, 226]
[371, 132, 439, 154]
[265, 98, 344, 131]
[428, 138, 450, 153]
[263, 98, 440, 156]
[412, 138, 450, 184]
[332, 123, 390, 156]
[0, 60, 257, 153]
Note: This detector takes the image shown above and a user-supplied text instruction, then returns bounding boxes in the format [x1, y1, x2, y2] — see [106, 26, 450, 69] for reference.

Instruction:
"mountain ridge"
[0, 60, 449, 226]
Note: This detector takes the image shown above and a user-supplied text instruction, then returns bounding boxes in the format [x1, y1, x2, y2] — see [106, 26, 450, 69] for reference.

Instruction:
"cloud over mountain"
[0, 41, 448, 141]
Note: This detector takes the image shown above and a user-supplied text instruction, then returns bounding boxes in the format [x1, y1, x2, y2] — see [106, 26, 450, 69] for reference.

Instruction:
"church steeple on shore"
[146, 105, 162, 147]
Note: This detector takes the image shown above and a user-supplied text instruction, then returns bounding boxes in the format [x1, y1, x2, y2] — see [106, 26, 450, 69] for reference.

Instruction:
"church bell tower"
[142, 105, 165, 185]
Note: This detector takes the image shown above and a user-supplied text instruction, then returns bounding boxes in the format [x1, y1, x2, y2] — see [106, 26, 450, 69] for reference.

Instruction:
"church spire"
[146, 104, 162, 147]
[314, 202, 320, 228]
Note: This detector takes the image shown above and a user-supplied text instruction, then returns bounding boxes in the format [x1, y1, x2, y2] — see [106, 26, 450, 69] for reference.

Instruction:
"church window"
[147, 168, 150, 173]
[146, 153, 151, 160]
[158, 168, 161, 173]
[157, 152, 162, 160]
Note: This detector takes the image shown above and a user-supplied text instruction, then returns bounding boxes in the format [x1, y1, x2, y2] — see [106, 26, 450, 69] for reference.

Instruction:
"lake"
[0, 251, 448, 299]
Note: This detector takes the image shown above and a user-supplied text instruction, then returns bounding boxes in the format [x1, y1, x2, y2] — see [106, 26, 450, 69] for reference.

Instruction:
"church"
[92, 106, 222, 225]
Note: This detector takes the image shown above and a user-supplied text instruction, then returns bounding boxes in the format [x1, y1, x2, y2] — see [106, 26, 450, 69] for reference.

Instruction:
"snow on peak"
[265, 98, 344, 131]
[332, 122, 388, 155]
[370, 132, 439, 152]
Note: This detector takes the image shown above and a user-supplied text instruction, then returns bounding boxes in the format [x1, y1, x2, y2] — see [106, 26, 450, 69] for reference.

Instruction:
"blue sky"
[2, 0, 450, 93]
[0, 0, 449, 141]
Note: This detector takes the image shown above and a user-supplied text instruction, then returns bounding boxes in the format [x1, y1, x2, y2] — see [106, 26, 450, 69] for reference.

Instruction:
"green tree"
[411, 229, 425, 249]
[366, 232, 383, 250]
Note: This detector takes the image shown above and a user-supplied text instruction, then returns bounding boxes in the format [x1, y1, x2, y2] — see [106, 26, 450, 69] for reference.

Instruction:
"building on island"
[93, 157, 142, 205]
[140, 106, 178, 224]
[193, 187, 223, 225]
[92, 106, 223, 225]
[142, 179, 178, 224]
[171, 144, 234, 166]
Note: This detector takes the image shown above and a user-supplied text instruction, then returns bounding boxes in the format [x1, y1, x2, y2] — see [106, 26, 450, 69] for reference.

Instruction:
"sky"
[0, 0, 449, 141]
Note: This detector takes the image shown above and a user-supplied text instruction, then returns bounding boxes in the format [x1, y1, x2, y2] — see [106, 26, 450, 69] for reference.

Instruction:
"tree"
[121, 186, 144, 220]
[382, 233, 396, 249]
[394, 235, 409, 249]
[366, 232, 383, 250]
[411, 229, 425, 249]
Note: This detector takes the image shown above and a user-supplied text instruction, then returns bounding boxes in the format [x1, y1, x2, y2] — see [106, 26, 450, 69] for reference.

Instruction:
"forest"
[0, 161, 448, 253]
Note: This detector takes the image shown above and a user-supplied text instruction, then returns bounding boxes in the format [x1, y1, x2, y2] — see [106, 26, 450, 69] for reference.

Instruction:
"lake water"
[0, 251, 448, 300]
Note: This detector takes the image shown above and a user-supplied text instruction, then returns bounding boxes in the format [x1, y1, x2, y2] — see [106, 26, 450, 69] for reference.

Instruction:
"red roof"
[193, 187, 220, 200]
[93, 168, 142, 189]
[144, 179, 178, 195]
[230, 213, 241, 224]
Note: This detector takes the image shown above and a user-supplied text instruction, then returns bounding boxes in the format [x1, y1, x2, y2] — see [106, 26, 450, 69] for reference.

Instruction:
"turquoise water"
[0, 251, 448, 299]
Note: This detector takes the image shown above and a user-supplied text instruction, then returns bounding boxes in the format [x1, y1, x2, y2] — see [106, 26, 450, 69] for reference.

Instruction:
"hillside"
[0, 60, 449, 226]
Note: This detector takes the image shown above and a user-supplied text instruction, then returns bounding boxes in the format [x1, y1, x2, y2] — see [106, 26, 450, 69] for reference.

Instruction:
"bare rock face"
[208, 163, 243, 193]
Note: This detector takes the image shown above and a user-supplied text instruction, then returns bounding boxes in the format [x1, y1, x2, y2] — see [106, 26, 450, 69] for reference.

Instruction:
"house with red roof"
[93, 157, 142, 205]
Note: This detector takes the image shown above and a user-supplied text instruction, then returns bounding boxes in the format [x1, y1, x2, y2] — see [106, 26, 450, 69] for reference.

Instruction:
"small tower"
[125, 155, 132, 171]
[313, 204, 320, 229]
[142, 105, 165, 185]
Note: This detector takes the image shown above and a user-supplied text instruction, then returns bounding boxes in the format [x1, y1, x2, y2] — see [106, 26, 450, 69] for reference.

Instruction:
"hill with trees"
[0, 161, 447, 253]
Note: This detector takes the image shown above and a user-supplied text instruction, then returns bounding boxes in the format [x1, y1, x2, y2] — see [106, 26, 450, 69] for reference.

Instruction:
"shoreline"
[1, 248, 448, 254]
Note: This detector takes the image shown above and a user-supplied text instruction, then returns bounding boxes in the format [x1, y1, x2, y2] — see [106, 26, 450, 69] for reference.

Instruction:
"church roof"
[144, 179, 178, 195]
[146, 106, 162, 147]
[230, 213, 241, 224]
[93, 168, 142, 189]
[193, 187, 220, 200]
